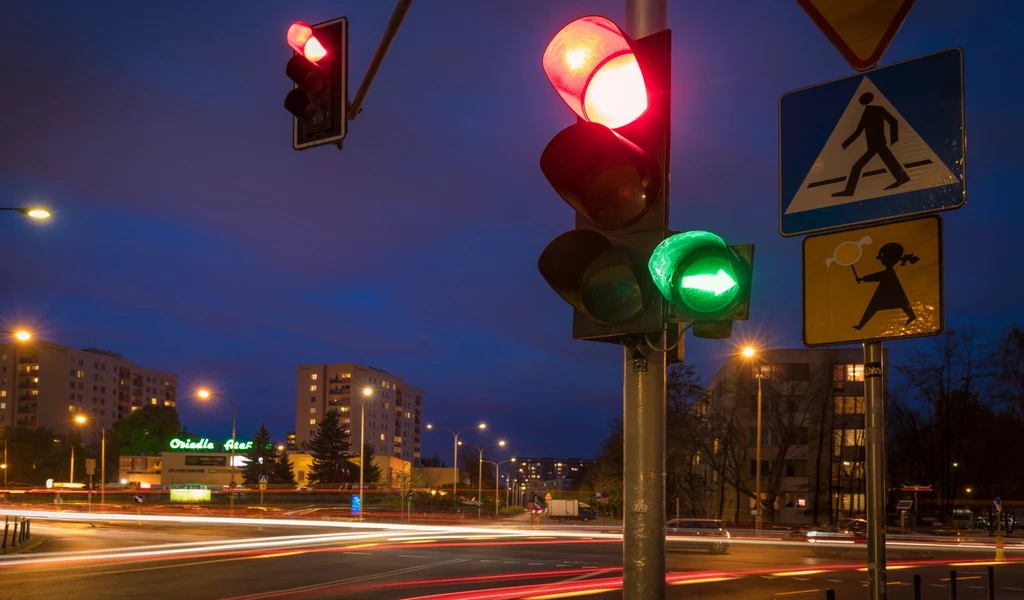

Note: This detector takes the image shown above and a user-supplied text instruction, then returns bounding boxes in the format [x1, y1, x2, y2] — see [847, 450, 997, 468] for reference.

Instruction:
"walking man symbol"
[831, 92, 911, 197]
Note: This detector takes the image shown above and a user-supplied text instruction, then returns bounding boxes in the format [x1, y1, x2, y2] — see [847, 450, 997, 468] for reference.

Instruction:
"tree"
[272, 453, 297, 486]
[356, 442, 382, 487]
[665, 363, 712, 518]
[4, 426, 65, 485]
[307, 409, 352, 485]
[420, 453, 445, 467]
[241, 424, 276, 485]
[112, 405, 181, 456]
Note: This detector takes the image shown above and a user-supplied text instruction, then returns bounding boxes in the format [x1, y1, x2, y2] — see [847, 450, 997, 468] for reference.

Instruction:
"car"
[806, 519, 952, 559]
[666, 518, 731, 554]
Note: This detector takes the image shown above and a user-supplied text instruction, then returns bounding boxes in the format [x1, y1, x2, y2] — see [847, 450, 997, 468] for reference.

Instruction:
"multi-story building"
[0, 341, 177, 436]
[295, 362, 422, 466]
[510, 457, 594, 491]
[700, 348, 887, 526]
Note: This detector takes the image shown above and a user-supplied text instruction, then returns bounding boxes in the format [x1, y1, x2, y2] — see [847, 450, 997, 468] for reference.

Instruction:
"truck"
[547, 499, 597, 522]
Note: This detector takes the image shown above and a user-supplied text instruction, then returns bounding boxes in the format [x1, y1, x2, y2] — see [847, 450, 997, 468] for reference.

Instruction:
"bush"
[501, 505, 526, 515]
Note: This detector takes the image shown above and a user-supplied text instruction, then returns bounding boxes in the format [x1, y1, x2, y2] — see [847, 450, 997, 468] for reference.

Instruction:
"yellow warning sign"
[803, 216, 943, 346]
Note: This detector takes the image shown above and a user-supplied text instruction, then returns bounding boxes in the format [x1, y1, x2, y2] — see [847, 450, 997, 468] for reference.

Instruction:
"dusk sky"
[1, 1, 1019, 461]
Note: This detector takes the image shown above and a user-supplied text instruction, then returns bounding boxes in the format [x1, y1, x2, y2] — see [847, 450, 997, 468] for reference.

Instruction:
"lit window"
[0, 402, 5, 410]
[310, 407, 316, 414]
[846, 364, 864, 382]
[1, 391, 6, 397]
[151, 398, 157, 405]
[310, 373, 318, 381]
[310, 385, 317, 392]
[380, 434, 385, 441]
[310, 419, 316, 425]
[68, 405, 75, 412]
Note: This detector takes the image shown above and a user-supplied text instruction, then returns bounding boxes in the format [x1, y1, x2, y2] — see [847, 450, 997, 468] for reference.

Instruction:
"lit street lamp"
[358, 385, 379, 521]
[196, 388, 238, 515]
[1, 207, 51, 220]
[484, 458, 513, 517]
[74, 415, 105, 511]
[54, 438, 75, 485]
[426, 422, 486, 505]
[742, 345, 764, 532]
[476, 441, 506, 518]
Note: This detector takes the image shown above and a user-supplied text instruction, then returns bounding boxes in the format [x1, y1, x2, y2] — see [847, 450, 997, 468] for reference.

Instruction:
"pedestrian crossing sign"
[780, 49, 964, 236]
[259, 475, 268, 484]
[803, 215, 943, 346]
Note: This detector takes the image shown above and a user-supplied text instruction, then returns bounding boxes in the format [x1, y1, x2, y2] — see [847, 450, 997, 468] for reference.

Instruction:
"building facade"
[510, 457, 594, 492]
[700, 348, 887, 526]
[0, 341, 177, 436]
[295, 362, 422, 466]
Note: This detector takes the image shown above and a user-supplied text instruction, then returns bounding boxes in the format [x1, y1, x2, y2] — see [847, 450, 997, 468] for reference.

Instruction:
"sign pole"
[864, 341, 888, 600]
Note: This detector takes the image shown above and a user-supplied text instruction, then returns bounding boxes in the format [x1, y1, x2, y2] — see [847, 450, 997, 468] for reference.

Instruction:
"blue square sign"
[780, 48, 965, 237]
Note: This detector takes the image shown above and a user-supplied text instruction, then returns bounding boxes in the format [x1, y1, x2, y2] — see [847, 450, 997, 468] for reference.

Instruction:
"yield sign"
[796, 0, 916, 71]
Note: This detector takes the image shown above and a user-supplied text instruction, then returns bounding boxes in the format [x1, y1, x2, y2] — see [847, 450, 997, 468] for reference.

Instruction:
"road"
[2, 513, 1022, 599]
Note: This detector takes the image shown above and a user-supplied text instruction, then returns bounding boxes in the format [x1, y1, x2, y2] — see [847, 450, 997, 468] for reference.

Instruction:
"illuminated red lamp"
[287, 21, 327, 63]
[542, 16, 648, 129]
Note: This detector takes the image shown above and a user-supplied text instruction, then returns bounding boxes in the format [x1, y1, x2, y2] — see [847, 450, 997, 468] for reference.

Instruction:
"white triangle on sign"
[785, 77, 958, 215]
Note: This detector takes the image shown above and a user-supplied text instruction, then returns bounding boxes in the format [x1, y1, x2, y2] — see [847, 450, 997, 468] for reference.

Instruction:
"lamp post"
[426, 422, 487, 505]
[483, 459, 512, 516]
[1, 207, 51, 220]
[73, 415, 105, 511]
[358, 385, 379, 521]
[196, 388, 237, 516]
[742, 345, 764, 532]
[475, 441, 506, 518]
[54, 438, 75, 484]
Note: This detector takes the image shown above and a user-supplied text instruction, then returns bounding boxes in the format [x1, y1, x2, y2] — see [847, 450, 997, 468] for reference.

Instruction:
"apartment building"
[295, 362, 422, 465]
[511, 457, 595, 491]
[0, 340, 177, 436]
[700, 348, 887, 525]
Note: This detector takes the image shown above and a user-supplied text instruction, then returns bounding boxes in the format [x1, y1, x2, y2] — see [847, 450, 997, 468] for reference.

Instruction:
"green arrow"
[682, 269, 737, 296]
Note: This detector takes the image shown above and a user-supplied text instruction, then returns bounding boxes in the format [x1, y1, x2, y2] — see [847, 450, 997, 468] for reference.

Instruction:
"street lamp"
[73, 415, 105, 511]
[1, 207, 51, 220]
[54, 438, 75, 485]
[476, 441, 506, 518]
[196, 387, 238, 515]
[426, 422, 486, 504]
[484, 459, 512, 517]
[358, 385, 378, 521]
[742, 345, 764, 532]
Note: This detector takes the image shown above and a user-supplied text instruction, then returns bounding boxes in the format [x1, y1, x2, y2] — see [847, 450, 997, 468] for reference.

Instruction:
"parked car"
[666, 518, 731, 554]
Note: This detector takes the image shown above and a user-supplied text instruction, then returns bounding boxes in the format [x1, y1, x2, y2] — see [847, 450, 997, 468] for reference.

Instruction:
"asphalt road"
[2, 518, 1022, 599]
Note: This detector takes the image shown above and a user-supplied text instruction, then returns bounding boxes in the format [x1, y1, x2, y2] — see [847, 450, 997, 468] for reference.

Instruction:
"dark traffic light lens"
[580, 250, 644, 325]
[284, 90, 327, 129]
[286, 56, 328, 94]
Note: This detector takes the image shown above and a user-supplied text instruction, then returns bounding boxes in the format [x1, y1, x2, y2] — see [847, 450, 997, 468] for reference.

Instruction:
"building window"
[68, 405, 75, 412]
[310, 385, 317, 392]
[0, 402, 5, 410]
[310, 373, 318, 381]
[380, 433, 385, 441]
[309, 419, 316, 425]
[0, 391, 5, 398]
[311, 396, 316, 403]
[835, 396, 865, 414]
[846, 364, 864, 382]
[833, 429, 866, 451]
[310, 407, 316, 414]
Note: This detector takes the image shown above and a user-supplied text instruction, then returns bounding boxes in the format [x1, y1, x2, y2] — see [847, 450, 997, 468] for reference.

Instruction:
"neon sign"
[168, 438, 255, 452]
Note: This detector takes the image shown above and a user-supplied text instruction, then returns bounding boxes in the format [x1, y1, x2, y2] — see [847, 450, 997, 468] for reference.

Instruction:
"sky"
[0, 1, 1021, 461]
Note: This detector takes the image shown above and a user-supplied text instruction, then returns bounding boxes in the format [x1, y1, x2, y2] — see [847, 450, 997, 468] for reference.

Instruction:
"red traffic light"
[542, 16, 648, 129]
[287, 21, 328, 63]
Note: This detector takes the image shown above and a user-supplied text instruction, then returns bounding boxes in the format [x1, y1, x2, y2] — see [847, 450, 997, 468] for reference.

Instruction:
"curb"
[1, 537, 48, 556]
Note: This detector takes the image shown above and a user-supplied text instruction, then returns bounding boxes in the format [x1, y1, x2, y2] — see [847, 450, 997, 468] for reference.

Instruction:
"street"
[2, 513, 1023, 599]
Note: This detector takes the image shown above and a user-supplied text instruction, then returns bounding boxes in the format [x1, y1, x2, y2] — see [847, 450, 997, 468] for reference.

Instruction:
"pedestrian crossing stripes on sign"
[779, 48, 965, 236]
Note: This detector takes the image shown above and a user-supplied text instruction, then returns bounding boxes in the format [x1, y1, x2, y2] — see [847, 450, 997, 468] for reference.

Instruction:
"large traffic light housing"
[649, 231, 754, 339]
[285, 18, 348, 150]
[538, 16, 671, 342]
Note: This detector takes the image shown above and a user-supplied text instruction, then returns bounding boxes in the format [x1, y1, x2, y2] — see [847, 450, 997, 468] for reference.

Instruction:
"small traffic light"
[537, 15, 671, 342]
[648, 231, 754, 339]
[284, 18, 348, 150]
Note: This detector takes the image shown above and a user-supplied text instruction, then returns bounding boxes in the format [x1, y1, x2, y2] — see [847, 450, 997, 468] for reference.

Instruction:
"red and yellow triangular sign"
[796, 0, 916, 71]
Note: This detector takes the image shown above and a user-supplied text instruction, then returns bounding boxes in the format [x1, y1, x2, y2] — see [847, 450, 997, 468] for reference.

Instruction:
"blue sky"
[1, 0, 1020, 460]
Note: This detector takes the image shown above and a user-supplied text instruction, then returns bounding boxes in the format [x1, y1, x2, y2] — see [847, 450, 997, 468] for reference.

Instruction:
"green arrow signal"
[681, 269, 737, 296]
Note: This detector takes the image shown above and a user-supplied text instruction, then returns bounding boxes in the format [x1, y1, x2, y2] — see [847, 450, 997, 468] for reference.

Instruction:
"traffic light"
[284, 18, 348, 150]
[537, 15, 671, 342]
[648, 231, 754, 339]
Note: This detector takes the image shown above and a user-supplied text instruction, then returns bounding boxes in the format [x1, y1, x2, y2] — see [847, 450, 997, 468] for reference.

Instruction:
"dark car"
[666, 518, 731, 554]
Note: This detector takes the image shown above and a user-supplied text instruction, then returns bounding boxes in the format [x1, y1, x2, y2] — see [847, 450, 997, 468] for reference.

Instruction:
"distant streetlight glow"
[74, 415, 87, 424]
[13, 330, 31, 341]
[196, 388, 211, 399]
[742, 346, 755, 358]
[25, 208, 51, 219]
[362, 386, 373, 397]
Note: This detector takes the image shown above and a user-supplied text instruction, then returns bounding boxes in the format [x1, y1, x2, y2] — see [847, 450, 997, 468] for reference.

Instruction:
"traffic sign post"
[796, 0, 916, 71]
[803, 215, 943, 346]
[780, 49, 965, 237]
[259, 475, 268, 506]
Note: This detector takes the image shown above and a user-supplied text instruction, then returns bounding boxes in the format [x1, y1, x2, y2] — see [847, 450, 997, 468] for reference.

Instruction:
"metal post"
[347, 0, 414, 120]
[100, 428, 106, 512]
[949, 569, 957, 600]
[914, 573, 922, 600]
[69, 443, 74, 485]
[864, 341, 887, 600]
[622, 1, 668, 596]
[987, 565, 995, 600]
[477, 448, 483, 518]
[2, 516, 8, 550]
[755, 373, 763, 532]
[494, 464, 500, 517]
[826, 590, 835, 600]
[453, 434, 459, 503]
[359, 394, 366, 521]
[622, 340, 666, 600]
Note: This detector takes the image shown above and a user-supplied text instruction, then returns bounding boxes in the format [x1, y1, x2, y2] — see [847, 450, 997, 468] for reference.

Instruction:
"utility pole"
[621, 2, 667, 599]
[864, 342, 887, 599]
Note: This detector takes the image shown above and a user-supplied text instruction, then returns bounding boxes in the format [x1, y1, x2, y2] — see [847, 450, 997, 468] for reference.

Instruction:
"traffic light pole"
[622, 3, 667, 599]
[864, 341, 887, 600]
